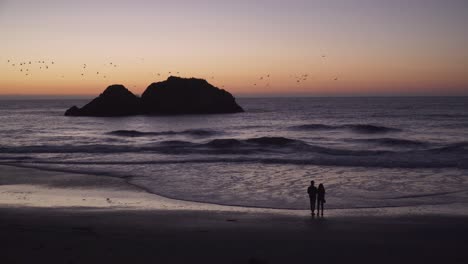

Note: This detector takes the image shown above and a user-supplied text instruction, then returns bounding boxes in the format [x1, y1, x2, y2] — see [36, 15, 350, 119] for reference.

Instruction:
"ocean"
[1, 97, 467, 210]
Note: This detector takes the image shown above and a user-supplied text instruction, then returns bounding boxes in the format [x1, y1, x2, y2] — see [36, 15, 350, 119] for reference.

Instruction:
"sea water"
[1, 97, 467, 210]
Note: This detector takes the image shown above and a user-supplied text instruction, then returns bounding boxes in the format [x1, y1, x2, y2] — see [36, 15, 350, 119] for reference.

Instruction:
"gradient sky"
[1, 0, 467, 96]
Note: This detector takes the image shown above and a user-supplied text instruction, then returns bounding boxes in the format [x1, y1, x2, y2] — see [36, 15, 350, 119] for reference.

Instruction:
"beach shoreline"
[1, 164, 468, 263]
[2, 164, 468, 216]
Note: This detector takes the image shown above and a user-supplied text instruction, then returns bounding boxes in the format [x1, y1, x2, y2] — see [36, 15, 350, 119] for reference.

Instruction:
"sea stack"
[64, 76, 243, 116]
[65, 84, 141, 116]
[141, 76, 244, 114]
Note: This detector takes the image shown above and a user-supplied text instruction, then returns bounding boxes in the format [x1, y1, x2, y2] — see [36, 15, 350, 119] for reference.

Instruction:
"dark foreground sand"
[1, 165, 468, 264]
[2, 207, 468, 264]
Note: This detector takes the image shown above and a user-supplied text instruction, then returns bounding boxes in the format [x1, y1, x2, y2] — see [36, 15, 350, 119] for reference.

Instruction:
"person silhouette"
[317, 183, 326, 216]
[307, 181, 318, 215]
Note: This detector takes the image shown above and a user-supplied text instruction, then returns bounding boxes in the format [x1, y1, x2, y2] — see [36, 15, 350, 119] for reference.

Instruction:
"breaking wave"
[348, 138, 427, 147]
[1, 137, 467, 169]
[290, 123, 402, 134]
[108, 129, 220, 137]
[3, 154, 467, 169]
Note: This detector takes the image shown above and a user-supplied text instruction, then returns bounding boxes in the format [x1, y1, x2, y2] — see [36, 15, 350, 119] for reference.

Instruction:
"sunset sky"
[1, 0, 467, 96]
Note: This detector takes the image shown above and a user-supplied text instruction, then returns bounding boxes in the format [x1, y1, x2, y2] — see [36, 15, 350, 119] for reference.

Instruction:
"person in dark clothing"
[307, 181, 318, 215]
[317, 183, 326, 216]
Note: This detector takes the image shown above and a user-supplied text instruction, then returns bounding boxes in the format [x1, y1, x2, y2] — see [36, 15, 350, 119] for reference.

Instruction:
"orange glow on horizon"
[1, 1, 467, 96]
[1, 53, 466, 96]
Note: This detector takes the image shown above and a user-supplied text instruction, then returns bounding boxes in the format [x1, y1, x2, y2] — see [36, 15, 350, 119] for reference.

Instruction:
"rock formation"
[141, 76, 244, 114]
[65, 84, 141, 116]
[64, 77, 243, 116]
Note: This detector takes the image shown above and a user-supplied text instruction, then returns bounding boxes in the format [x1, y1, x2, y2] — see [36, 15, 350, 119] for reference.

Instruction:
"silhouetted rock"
[64, 77, 244, 116]
[64, 85, 141, 116]
[64, 106, 80, 116]
[141, 76, 244, 114]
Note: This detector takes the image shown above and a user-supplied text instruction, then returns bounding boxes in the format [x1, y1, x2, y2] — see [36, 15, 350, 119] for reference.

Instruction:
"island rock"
[64, 77, 244, 116]
[141, 76, 243, 114]
[65, 84, 141, 116]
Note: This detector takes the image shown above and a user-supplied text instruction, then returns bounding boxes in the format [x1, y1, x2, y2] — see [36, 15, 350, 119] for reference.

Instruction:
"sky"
[1, 0, 467, 96]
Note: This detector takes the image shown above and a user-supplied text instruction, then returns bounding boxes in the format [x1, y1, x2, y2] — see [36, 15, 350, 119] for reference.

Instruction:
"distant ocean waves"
[289, 123, 402, 133]
[1, 135, 467, 169]
[108, 124, 403, 137]
[107, 128, 221, 137]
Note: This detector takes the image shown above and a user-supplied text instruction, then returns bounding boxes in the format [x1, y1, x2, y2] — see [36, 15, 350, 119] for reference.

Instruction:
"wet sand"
[1, 165, 468, 263]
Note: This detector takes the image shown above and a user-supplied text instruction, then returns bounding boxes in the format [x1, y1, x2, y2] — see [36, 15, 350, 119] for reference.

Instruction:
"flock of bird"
[3, 59, 123, 80]
[253, 74, 272, 87]
[5, 59, 55, 77]
[79, 62, 119, 79]
[4, 55, 339, 87]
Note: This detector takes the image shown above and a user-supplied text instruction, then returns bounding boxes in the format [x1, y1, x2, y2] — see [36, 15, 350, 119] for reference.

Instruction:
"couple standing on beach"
[307, 181, 326, 216]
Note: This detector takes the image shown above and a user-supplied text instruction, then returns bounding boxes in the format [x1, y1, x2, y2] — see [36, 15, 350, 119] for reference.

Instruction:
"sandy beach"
[1, 164, 468, 264]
